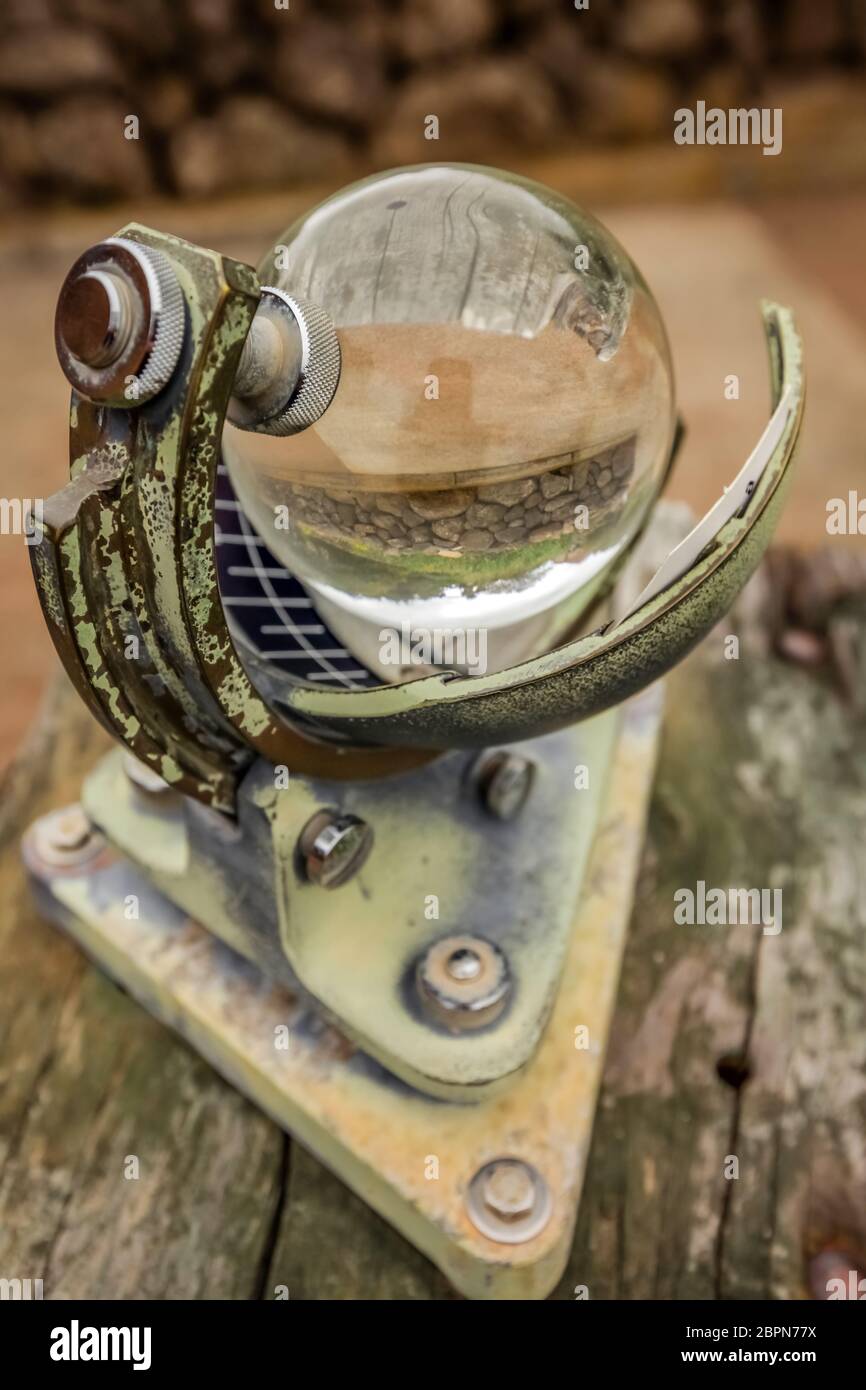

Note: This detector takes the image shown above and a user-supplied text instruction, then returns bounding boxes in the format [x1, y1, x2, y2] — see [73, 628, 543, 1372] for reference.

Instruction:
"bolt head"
[466, 1159, 552, 1244]
[416, 934, 510, 1031]
[481, 1160, 537, 1219]
[477, 752, 535, 821]
[299, 810, 373, 889]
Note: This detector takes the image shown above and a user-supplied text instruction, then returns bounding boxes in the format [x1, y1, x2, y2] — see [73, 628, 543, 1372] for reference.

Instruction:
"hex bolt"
[298, 809, 373, 889]
[416, 934, 510, 1031]
[481, 1160, 537, 1220]
[466, 1159, 552, 1244]
[475, 751, 536, 822]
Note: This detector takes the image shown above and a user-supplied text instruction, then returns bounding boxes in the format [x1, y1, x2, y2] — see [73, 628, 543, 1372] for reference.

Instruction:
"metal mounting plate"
[76, 715, 619, 1101]
[24, 684, 663, 1300]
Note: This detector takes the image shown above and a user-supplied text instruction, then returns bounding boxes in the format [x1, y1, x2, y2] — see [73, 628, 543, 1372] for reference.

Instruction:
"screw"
[416, 934, 510, 1031]
[466, 1159, 552, 1244]
[299, 809, 373, 889]
[476, 751, 535, 822]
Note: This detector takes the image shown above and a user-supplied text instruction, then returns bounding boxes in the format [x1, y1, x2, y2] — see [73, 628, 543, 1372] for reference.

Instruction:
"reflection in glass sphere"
[226, 164, 675, 682]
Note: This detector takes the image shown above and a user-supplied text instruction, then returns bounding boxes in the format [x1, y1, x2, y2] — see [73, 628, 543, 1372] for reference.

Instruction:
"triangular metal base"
[24, 686, 662, 1299]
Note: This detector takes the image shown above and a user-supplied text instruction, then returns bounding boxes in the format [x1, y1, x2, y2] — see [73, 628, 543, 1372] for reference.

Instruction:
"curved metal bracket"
[30, 224, 434, 812]
[30, 220, 803, 805]
[284, 302, 804, 748]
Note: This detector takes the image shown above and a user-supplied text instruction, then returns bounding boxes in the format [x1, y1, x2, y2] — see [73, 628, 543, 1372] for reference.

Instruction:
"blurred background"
[1, 0, 865, 767]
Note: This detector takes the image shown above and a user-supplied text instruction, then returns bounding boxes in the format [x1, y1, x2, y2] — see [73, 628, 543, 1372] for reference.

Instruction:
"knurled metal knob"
[228, 287, 341, 436]
[55, 237, 185, 408]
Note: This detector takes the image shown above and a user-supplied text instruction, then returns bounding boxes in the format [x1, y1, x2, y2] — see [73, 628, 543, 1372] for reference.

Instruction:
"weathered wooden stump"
[1, 550, 864, 1300]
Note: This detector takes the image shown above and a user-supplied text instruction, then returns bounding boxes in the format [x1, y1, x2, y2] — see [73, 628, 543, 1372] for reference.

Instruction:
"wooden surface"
[1, 550, 865, 1299]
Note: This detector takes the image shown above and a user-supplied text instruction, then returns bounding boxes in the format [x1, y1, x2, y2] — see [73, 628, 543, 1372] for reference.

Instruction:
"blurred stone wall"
[0, 0, 864, 207]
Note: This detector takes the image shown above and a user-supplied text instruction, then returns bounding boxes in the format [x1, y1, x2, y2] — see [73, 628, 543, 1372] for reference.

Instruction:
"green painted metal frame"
[29, 219, 803, 819]
[30, 225, 430, 816]
[79, 710, 619, 1101]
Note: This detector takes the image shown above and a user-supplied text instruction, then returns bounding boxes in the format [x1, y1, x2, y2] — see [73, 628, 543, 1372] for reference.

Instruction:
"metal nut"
[299, 809, 373, 889]
[475, 751, 535, 821]
[466, 1159, 552, 1244]
[416, 934, 510, 1031]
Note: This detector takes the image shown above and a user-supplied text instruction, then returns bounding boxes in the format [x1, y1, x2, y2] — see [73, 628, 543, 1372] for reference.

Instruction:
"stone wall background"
[0, 0, 864, 207]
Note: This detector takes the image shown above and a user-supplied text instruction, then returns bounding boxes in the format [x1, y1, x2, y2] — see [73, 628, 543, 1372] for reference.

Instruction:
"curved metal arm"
[30, 220, 803, 799]
[31, 224, 433, 813]
[285, 301, 804, 748]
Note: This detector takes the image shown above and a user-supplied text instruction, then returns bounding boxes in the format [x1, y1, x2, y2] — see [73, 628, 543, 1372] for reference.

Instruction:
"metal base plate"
[78, 715, 620, 1101]
[24, 686, 663, 1300]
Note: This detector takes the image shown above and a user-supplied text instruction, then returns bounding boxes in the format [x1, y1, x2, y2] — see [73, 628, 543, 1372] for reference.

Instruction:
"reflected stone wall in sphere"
[227, 164, 676, 652]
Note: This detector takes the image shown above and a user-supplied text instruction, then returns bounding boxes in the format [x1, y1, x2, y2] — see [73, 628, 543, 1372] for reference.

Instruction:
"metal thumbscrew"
[228, 287, 341, 436]
[466, 1159, 552, 1244]
[298, 809, 373, 889]
[476, 751, 536, 821]
[55, 237, 185, 408]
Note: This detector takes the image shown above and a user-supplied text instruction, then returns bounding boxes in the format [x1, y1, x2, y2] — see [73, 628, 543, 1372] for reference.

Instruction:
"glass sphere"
[226, 164, 675, 680]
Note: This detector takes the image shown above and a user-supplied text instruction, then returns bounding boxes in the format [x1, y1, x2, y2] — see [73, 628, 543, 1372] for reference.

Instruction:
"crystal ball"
[226, 164, 675, 679]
